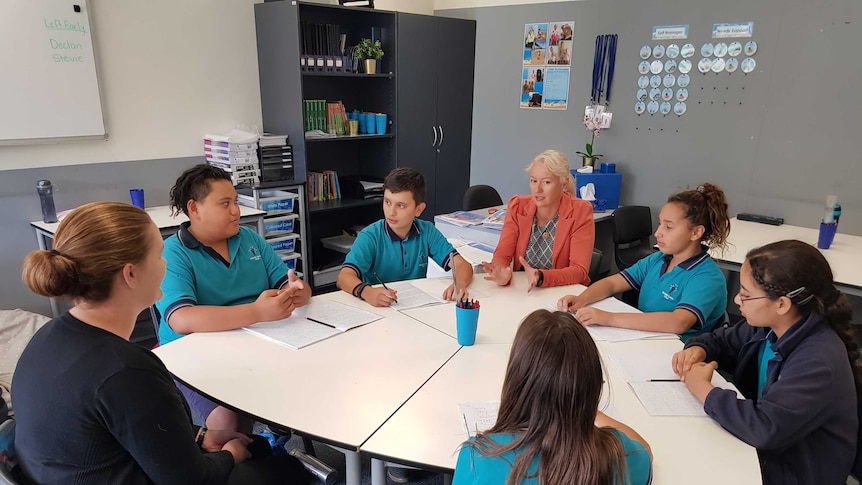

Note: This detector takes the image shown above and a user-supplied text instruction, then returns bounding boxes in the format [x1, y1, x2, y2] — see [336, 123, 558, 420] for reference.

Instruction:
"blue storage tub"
[571, 171, 622, 210]
[268, 233, 299, 253]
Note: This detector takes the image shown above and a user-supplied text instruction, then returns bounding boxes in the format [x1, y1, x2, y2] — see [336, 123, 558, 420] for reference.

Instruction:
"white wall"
[0, 0, 264, 171]
[435, 0, 578, 10]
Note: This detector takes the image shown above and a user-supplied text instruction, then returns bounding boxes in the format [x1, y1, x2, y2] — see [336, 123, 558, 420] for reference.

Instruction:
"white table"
[31, 204, 266, 316]
[712, 217, 862, 296]
[363, 282, 761, 484]
[153, 290, 461, 485]
[153, 274, 761, 485]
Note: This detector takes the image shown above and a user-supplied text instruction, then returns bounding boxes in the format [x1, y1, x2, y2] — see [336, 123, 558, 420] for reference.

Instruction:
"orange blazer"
[492, 192, 595, 286]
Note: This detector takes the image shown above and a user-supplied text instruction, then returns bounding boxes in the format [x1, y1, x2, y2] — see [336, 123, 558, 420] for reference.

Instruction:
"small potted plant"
[576, 109, 604, 167]
[356, 38, 384, 74]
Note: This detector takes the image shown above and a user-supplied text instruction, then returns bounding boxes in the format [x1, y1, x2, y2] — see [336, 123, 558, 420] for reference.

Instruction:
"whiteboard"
[0, 0, 106, 144]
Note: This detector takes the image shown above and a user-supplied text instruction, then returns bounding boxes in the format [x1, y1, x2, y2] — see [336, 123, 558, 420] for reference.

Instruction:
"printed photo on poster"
[547, 21, 574, 65]
[542, 67, 569, 109]
[523, 22, 548, 65]
[520, 67, 544, 108]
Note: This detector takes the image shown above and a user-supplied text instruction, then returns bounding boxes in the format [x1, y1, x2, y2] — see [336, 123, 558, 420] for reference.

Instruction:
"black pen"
[307, 317, 336, 329]
[373, 272, 398, 303]
[649, 378, 681, 382]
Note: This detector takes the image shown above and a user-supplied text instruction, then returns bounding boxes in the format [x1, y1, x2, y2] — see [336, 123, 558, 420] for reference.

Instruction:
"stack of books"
[308, 170, 341, 202]
[203, 130, 261, 186]
[258, 133, 293, 182]
[303, 99, 328, 132]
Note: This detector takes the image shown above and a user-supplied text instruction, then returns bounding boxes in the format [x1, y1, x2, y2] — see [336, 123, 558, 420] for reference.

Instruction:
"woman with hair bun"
[673, 240, 860, 485]
[558, 183, 731, 341]
[13, 201, 309, 485]
[482, 149, 596, 291]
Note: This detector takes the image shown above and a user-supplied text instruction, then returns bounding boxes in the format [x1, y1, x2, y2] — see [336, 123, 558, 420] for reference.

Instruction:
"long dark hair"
[169, 164, 232, 217]
[747, 240, 862, 401]
[667, 182, 730, 253]
[469, 310, 627, 484]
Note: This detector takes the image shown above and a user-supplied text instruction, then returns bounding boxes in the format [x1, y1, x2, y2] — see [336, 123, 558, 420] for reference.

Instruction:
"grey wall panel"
[440, 0, 861, 234]
[0, 157, 200, 315]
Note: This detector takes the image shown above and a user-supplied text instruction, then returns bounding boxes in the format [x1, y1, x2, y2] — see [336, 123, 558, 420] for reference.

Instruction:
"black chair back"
[462, 185, 503, 211]
[588, 248, 603, 284]
[612, 206, 655, 271]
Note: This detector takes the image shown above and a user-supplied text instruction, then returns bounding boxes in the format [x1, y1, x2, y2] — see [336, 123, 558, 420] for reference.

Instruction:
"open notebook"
[243, 300, 382, 350]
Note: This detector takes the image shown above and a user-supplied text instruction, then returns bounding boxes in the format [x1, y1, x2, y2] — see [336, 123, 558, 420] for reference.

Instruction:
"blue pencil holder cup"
[357, 114, 367, 134]
[455, 305, 479, 346]
[817, 222, 837, 249]
[375, 113, 388, 134]
[363, 113, 376, 134]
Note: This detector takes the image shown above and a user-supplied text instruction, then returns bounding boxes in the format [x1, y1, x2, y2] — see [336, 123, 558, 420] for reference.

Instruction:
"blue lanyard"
[592, 34, 618, 105]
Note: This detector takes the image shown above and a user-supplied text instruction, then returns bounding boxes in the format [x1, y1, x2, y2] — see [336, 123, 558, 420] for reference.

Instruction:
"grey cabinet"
[396, 13, 476, 219]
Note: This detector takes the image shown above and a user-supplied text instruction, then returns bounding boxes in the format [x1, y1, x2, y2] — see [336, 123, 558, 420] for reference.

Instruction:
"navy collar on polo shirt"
[177, 221, 234, 267]
[383, 221, 421, 242]
[660, 245, 710, 273]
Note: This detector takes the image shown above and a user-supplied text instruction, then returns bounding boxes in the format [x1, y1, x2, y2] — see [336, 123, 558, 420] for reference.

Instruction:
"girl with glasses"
[672, 239, 861, 484]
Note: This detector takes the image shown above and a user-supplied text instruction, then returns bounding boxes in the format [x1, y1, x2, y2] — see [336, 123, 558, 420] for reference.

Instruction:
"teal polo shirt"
[343, 219, 458, 284]
[620, 248, 727, 341]
[157, 223, 289, 345]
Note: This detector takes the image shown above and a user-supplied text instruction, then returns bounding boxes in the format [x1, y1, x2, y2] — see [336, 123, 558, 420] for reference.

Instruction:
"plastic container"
[268, 233, 299, 253]
[280, 251, 301, 271]
[263, 214, 298, 236]
[321, 235, 356, 254]
[571, 171, 622, 210]
[238, 190, 298, 214]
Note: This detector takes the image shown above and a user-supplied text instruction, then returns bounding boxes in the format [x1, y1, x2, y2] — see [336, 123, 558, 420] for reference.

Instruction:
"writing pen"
[461, 413, 471, 437]
[307, 317, 336, 329]
[373, 272, 398, 303]
[649, 378, 681, 382]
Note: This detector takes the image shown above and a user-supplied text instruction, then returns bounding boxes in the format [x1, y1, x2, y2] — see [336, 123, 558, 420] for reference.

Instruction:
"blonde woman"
[481, 149, 595, 290]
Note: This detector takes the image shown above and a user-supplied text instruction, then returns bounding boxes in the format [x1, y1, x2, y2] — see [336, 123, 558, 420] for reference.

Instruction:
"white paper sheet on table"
[388, 281, 448, 311]
[628, 373, 740, 416]
[457, 401, 500, 437]
[547, 297, 677, 342]
[243, 301, 382, 349]
[605, 352, 678, 382]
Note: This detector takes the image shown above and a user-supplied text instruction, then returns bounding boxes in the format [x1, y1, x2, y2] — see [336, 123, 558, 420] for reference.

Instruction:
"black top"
[12, 312, 234, 485]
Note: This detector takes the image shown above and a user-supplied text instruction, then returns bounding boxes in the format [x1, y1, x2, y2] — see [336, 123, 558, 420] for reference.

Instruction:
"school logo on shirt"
[418, 250, 428, 268]
[248, 246, 261, 261]
[662, 283, 678, 301]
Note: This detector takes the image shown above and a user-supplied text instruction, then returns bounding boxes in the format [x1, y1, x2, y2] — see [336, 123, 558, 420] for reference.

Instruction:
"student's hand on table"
[283, 269, 310, 307]
[442, 284, 468, 302]
[518, 257, 540, 292]
[573, 307, 609, 326]
[222, 438, 252, 463]
[480, 261, 512, 286]
[254, 289, 297, 322]
[680, 361, 717, 403]
[202, 429, 252, 453]
[556, 294, 583, 312]
[671, 346, 707, 376]
[361, 286, 398, 307]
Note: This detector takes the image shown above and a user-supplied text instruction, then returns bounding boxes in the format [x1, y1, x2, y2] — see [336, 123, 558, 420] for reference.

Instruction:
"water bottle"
[36, 180, 58, 223]
[288, 449, 338, 484]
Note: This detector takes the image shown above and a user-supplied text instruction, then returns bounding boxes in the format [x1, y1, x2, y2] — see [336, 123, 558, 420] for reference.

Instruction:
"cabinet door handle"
[438, 125, 444, 146]
[432, 125, 438, 146]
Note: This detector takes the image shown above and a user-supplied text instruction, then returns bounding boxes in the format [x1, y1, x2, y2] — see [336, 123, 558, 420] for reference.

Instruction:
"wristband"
[536, 270, 544, 287]
[196, 427, 207, 448]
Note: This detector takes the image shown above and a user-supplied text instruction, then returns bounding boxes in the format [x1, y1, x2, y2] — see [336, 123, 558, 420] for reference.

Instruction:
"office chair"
[588, 248, 603, 284]
[0, 419, 20, 485]
[462, 185, 503, 211]
[612, 206, 655, 271]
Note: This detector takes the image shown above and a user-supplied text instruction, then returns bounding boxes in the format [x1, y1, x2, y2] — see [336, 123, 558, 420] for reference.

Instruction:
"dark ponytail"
[747, 240, 862, 403]
[667, 183, 731, 253]
[169, 164, 232, 217]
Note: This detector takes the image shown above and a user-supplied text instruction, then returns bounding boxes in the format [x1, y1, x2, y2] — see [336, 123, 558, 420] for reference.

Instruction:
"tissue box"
[571, 171, 622, 210]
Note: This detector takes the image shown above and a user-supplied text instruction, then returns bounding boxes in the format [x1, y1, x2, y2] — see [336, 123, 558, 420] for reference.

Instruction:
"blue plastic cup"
[357, 114, 367, 134]
[375, 113, 388, 134]
[600, 162, 609, 173]
[364, 113, 376, 135]
[607, 163, 616, 173]
[455, 305, 479, 346]
[129, 189, 145, 209]
[817, 222, 837, 249]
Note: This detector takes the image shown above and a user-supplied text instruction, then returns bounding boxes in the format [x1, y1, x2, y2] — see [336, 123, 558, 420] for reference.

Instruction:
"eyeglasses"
[738, 294, 770, 305]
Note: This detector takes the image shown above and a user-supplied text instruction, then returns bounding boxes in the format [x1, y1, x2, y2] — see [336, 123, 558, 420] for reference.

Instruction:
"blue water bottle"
[36, 180, 58, 223]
